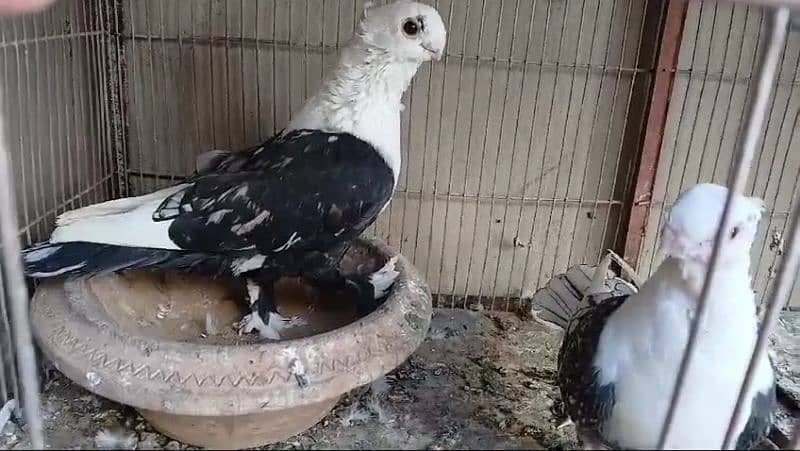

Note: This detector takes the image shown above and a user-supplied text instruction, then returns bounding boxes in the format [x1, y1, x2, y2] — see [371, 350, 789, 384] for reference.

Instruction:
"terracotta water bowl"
[29, 239, 432, 449]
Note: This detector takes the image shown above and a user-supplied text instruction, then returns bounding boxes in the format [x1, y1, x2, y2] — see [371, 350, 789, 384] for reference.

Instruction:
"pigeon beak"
[661, 224, 690, 259]
[422, 45, 443, 61]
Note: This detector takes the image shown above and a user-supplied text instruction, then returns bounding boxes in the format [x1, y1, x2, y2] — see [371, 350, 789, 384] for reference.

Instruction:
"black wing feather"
[153, 130, 394, 259]
[557, 295, 628, 434]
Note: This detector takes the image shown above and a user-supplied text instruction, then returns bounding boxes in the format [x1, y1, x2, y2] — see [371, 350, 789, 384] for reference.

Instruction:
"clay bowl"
[29, 239, 432, 449]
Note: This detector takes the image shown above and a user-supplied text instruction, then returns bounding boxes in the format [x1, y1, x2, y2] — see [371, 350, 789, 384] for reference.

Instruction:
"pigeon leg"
[236, 275, 300, 340]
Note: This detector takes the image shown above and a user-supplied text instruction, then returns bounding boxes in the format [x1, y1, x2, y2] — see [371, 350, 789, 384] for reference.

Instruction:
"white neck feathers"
[287, 39, 423, 183]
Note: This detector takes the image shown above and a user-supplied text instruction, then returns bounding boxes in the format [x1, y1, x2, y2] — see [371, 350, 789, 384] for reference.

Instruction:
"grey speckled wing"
[557, 295, 628, 444]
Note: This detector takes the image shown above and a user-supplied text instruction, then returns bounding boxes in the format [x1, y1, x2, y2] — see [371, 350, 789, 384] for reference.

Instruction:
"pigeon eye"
[402, 19, 419, 37]
[730, 227, 740, 240]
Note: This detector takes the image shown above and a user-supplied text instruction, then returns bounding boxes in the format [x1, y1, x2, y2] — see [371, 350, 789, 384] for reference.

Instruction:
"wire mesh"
[0, 0, 798, 447]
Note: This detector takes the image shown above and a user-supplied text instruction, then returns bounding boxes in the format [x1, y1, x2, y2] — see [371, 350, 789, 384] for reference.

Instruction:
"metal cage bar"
[0, 1, 798, 449]
[0, 87, 44, 450]
[657, 5, 791, 448]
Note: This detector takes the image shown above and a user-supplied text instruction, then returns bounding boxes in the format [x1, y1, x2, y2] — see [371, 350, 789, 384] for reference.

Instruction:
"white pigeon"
[534, 182, 776, 449]
[23, 0, 446, 341]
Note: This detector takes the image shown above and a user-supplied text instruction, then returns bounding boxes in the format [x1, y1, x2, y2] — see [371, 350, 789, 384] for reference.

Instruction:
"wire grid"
[1, 0, 122, 246]
[0, 0, 122, 427]
[636, 0, 800, 309]
[0, 0, 796, 448]
[120, 0, 657, 312]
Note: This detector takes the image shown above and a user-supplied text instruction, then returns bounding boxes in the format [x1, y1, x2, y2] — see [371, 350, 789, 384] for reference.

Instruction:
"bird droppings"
[339, 404, 372, 427]
[85, 372, 102, 387]
[15, 309, 799, 449]
[155, 303, 172, 320]
[94, 428, 138, 449]
[289, 358, 310, 389]
[204, 312, 219, 336]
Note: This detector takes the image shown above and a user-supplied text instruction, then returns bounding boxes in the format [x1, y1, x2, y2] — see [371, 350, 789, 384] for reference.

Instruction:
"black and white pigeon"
[533, 183, 776, 449]
[22, 0, 447, 340]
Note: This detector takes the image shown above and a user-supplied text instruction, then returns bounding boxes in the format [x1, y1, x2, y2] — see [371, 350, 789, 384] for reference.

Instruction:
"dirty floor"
[3, 308, 799, 450]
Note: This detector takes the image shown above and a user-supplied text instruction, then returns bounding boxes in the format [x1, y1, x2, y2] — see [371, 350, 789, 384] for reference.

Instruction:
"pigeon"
[22, 0, 447, 340]
[534, 182, 776, 449]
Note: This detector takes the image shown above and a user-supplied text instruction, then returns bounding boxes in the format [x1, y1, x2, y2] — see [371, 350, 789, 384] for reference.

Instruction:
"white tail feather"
[50, 186, 184, 250]
[56, 184, 187, 226]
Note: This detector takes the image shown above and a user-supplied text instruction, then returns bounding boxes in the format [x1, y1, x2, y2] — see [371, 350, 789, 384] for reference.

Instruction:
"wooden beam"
[623, 0, 690, 267]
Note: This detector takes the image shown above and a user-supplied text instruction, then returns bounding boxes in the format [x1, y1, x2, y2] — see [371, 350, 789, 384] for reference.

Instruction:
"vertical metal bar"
[595, 0, 655, 272]
[144, 1, 158, 188]
[469, 0, 521, 308]
[657, 7, 790, 449]
[433, 0, 472, 308]
[424, 0, 457, 308]
[307, 0, 312, 100]
[175, 0, 189, 164]
[223, 0, 232, 149]
[560, 0, 607, 272]
[189, 1, 202, 156]
[110, 0, 129, 198]
[128, 0, 145, 191]
[622, 0, 689, 268]
[487, 0, 540, 311]
[410, 0, 442, 272]
[502, 0, 552, 309]
[26, 13, 47, 238]
[207, 1, 216, 148]
[448, 0, 488, 308]
[158, 0, 175, 182]
[0, 84, 44, 451]
[462, 0, 507, 306]
[254, 0, 262, 140]
[517, 0, 567, 298]
[96, 0, 117, 201]
[288, 0, 294, 118]
[74, 1, 95, 205]
[239, 0, 247, 142]
[0, 275, 9, 403]
[271, 0, 277, 134]
[87, 0, 109, 204]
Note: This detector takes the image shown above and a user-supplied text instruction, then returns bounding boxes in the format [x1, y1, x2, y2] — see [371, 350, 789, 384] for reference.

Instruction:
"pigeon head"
[358, 1, 447, 63]
[660, 183, 765, 267]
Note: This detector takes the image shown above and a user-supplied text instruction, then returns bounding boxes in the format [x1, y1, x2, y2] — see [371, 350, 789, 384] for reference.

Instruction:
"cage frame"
[0, 0, 798, 449]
